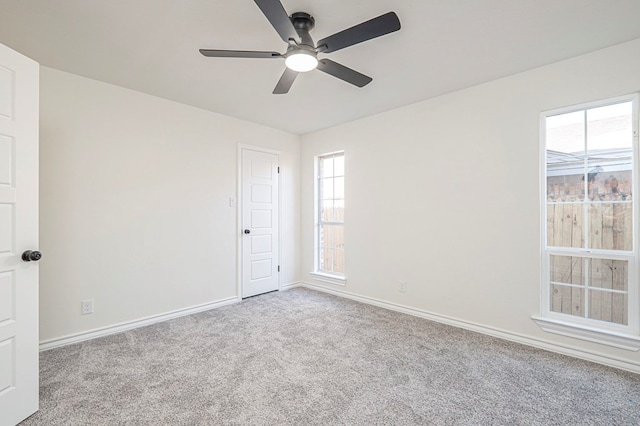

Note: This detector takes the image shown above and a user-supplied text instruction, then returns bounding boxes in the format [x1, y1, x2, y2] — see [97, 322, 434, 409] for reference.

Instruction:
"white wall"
[300, 38, 640, 370]
[39, 38, 640, 370]
[39, 67, 300, 342]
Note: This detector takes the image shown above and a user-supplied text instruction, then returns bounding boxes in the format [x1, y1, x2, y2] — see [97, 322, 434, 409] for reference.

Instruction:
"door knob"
[22, 250, 42, 262]
[244, 229, 251, 234]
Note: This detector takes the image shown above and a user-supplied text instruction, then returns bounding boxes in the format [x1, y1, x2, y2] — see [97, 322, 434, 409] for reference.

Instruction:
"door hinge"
[277, 166, 280, 173]
[278, 265, 280, 272]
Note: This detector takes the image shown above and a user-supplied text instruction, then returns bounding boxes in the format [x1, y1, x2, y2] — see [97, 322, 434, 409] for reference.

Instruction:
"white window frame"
[311, 151, 346, 284]
[534, 93, 640, 350]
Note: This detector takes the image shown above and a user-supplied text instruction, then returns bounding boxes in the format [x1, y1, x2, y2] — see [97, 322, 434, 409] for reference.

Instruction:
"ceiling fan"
[199, 0, 401, 94]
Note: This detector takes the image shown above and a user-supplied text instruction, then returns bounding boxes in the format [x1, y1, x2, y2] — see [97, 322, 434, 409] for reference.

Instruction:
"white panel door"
[241, 149, 279, 298]
[0, 44, 39, 426]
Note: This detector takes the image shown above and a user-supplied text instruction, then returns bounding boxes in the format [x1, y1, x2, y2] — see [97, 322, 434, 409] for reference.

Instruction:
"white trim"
[39, 296, 239, 351]
[532, 316, 640, 351]
[309, 271, 346, 286]
[300, 281, 640, 374]
[280, 282, 303, 291]
[236, 145, 243, 298]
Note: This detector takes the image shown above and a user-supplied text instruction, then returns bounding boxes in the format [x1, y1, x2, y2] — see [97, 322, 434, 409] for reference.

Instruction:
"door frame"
[236, 144, 282, 299]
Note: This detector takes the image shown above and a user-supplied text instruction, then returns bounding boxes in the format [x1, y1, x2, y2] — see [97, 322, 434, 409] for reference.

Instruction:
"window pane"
[545, 109, 587, 250]
[550, 284, 584, 317]
[319, 248, 345, 274]
[319, 247, 330, 271]
[550, 255, 584, 285]
[321, 201, 344, 224]
[333, 249, 345, 274]
[547, 202, 584, 248]
[589, 257, 628, 324]
[588, 289, 628, 325]
[589, 259, 628, 291]
[586, 102, 633, 151]
[321, 156, 333, 178]
[546, 173, 585, 202]
[546, 111, 585, 199]
[546, 111, 585, 154]
[321, 177, 334, 200]
[585, 101, 633, 201]
[587, 203, 632, 251]
[320, 224, 334, 248]
[334, 199, 345, 222]
[333, 225, 344, 250]
[334, 155, 344, 176]
[585, 163, 632, 201]
[549, 256, 586, 317]
[334, 177, 344, 199]
[546, 100, 634, 252]
[321, 199, 334, 221]
[321, 225, 343, 250]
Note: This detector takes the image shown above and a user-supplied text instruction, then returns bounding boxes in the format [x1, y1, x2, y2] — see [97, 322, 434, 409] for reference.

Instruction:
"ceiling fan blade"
[316, 59, 372, 88]
[273, 68, 298, 94]
[199, 49, 282, 58]
[316, 12, 401, 54]
[254, 0, 300, 43]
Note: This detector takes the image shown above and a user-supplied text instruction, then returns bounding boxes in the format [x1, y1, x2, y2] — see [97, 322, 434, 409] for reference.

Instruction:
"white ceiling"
[1, 0, 640, 134]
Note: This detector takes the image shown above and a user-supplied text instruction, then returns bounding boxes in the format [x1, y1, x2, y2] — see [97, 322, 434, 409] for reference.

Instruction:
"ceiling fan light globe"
[285, 52, 318, 72]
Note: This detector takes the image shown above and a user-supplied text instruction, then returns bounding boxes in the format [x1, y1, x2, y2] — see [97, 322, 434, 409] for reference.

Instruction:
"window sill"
[309, 272, 346, 286]
[532, 316, 640, 351]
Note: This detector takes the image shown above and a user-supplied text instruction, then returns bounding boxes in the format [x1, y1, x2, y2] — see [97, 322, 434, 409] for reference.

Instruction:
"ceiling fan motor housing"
[289, 12, 316, 49]
[290, 12, 315, 33]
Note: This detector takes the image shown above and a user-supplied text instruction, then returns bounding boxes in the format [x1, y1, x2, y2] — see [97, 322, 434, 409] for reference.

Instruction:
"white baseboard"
[40, 283, 640, 374]
[299, 281, 640, 374]
[281, 282, 303, 291]
[39, 296, 240, 351]
[40, 284, 302, 351]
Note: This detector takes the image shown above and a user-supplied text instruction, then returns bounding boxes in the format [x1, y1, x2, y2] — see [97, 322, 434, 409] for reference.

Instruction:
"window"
[536, 94, 640, 349]
[314, 152, 345, 280]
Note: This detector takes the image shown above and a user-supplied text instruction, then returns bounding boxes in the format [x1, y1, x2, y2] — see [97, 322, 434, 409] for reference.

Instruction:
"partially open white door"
[241, 148, 279, 298]
[0, 43, 39, 426]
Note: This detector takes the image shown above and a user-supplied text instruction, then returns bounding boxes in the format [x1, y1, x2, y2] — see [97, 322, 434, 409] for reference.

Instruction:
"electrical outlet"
[399, 281, 407, 293]
[81, 299, 94, 315]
